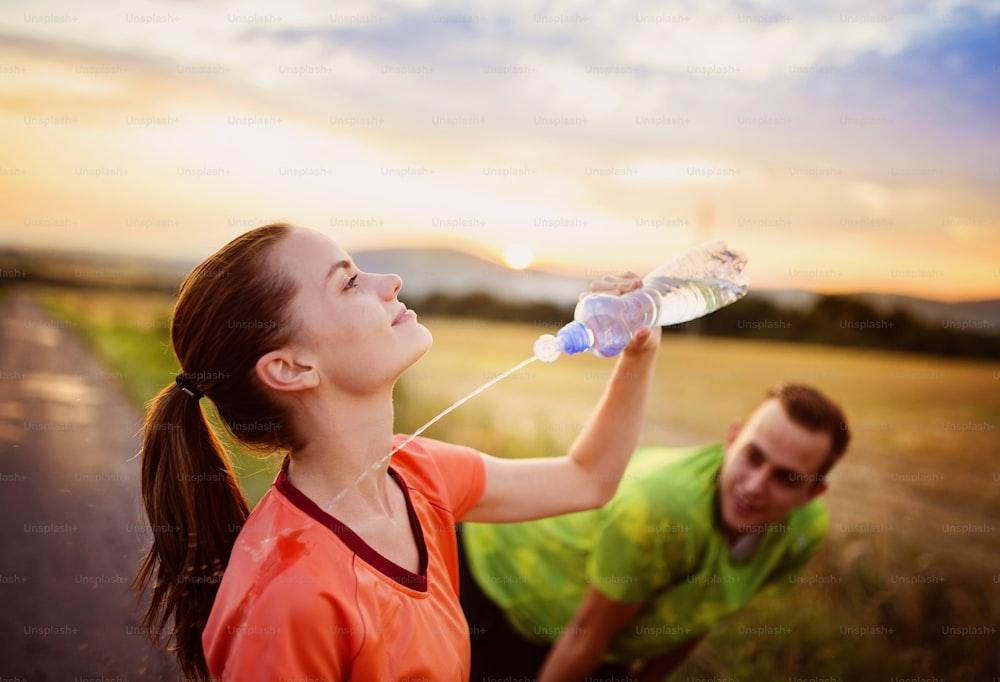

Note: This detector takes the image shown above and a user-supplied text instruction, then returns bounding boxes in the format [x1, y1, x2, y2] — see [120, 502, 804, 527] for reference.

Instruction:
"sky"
[0, 0, 998, 301]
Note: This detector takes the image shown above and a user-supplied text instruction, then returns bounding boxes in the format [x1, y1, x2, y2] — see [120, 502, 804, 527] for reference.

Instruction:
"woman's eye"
[345, 274, 358, 290]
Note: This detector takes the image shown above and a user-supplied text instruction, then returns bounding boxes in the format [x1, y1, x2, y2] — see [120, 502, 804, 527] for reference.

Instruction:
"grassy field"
[31, 285, 1000, 679]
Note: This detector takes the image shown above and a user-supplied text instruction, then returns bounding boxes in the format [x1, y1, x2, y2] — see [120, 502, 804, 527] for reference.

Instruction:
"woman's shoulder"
[390, 434, 482, 468]
[390, 435, 486, 516]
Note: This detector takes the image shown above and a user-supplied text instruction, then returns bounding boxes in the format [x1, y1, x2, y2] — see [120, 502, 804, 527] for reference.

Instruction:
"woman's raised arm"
[464, 273, 661, 523]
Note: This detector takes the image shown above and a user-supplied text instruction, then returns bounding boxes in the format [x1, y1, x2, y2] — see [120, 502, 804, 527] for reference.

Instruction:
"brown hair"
[134, 223, 302, 679]
[765, 382, 850, 478]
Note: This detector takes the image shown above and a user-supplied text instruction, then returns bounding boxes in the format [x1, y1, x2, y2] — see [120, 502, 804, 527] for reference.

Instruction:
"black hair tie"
[175, 373, 204, 399]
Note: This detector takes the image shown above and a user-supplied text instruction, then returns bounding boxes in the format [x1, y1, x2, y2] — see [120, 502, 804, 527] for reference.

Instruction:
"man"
[459, 383, 850, 681]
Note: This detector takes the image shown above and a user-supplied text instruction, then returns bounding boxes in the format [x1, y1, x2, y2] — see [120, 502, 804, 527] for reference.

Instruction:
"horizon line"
[1, 240, 998, 305]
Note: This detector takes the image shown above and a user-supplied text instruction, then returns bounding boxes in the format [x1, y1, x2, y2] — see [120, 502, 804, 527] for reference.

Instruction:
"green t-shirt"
[462, 444, 828, 662]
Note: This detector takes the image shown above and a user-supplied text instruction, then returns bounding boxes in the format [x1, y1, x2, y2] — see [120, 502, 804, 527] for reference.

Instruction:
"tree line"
[408, 291, 999, 360]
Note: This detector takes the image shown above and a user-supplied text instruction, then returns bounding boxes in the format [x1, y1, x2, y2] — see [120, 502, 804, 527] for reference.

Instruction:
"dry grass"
[402, 318, 1000, 679]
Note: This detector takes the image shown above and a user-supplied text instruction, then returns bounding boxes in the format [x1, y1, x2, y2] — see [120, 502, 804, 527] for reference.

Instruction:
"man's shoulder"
[786, 497, 830, 540]
[606, 443, 723, 533]
[774, 498, 829, 565]
[620, 444, 723, 503]
[628, 442, 723, 480]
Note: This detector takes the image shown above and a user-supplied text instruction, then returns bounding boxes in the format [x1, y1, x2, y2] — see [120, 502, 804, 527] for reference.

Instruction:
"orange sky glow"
[1, 2, 998, 301]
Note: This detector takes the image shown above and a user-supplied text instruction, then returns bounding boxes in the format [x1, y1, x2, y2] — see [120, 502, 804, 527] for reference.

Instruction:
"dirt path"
[0, 290, 181, 680]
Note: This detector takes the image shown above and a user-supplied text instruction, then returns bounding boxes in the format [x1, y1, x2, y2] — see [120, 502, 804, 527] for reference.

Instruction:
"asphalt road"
[0, 290, 181, 680]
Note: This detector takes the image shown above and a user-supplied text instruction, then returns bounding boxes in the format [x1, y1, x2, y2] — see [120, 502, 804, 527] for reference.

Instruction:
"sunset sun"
[503, 243, 534, 270]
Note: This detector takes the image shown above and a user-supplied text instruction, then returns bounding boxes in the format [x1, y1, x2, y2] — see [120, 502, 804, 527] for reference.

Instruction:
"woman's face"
[271, 227, 432, 395]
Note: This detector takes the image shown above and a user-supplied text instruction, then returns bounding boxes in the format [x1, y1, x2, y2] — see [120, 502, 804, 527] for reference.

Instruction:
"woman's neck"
[285, 390, 398, 519]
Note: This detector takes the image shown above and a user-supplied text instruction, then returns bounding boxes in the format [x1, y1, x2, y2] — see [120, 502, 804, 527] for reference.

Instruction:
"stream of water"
[324, 354, 540, 509]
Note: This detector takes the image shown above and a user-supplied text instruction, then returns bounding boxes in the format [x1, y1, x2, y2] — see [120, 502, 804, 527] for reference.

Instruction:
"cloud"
[845, 181, 890, 216]
[0, 0, 998, 298]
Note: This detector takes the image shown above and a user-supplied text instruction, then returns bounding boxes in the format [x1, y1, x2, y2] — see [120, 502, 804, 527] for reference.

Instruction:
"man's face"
[718, 399, 832, 538]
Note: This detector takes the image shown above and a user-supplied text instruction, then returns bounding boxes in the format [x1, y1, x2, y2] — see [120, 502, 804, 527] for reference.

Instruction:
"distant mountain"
[353, 248, 1000, 336]
[0, 246, 190, 291]
[731, 288, 1000, 335]
[351, 247, 591, 305]
[2, 244, 998, 336]
[841, 292, 1000, 336]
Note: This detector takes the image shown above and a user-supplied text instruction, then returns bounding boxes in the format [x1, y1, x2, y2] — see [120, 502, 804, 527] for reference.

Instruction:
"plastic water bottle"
[533, 240, 749, 362]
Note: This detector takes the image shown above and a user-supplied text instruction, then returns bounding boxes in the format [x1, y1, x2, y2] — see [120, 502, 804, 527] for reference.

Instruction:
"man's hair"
[764, 383, 850, 477]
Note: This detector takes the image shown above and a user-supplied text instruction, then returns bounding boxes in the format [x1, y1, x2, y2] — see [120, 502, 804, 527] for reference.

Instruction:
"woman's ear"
[256, 349, 319, 393]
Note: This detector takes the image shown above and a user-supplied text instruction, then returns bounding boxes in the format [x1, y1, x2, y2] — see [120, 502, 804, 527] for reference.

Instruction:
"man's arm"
[536, 586, 645, 682]
[633, 634, 705, 681]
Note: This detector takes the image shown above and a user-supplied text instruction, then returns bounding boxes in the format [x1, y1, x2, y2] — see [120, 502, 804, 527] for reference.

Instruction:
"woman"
[135, 223, 660, 680]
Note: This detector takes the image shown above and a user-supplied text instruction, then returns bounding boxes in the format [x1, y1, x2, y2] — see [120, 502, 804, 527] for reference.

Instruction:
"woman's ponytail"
[132, 222, 300, 678]
[135, 381, 249, 680]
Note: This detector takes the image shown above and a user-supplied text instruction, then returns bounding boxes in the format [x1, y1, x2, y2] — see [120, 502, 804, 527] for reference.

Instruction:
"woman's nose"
[381, 273, 402, 298]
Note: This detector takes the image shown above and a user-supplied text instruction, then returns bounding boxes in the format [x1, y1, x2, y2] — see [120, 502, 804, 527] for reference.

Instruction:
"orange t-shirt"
[202, 436, 487, 681]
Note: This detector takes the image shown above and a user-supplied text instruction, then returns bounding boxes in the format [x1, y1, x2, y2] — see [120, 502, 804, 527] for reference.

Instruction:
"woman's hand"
[463, 270, 661, 524]
[587, 271, 661, 360]
[587, 271, 643, 296]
